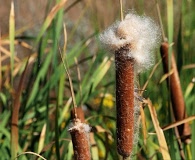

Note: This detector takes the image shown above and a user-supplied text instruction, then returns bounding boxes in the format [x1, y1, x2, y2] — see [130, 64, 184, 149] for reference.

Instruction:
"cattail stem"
[160, 42, 191, 143]
[115, 45, 134, 158]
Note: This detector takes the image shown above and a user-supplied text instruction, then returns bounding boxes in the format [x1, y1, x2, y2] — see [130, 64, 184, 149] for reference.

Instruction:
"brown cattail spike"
[115, 45, 134, 157]
[99, 13, 161, 158]
[160, 42, 191, 143]
[71, 107, 85, 123]
[69, 118, 91, 160]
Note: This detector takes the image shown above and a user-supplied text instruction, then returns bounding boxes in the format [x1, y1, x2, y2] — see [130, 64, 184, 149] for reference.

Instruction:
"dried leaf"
[146, 99, 171, 160]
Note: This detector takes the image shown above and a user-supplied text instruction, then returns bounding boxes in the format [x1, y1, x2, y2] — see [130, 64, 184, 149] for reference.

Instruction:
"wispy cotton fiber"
[68, 118, 91, 133]
[99, 13, 161, 73]
[68, 118, 91, 160]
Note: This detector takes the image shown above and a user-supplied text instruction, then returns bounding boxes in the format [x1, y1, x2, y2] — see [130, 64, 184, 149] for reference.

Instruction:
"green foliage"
[0, 0, 194, 160]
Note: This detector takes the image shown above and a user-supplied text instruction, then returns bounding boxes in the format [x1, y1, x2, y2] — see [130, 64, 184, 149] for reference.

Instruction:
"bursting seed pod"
[100, 13, 160, 158]
[69, 118, 91, 160]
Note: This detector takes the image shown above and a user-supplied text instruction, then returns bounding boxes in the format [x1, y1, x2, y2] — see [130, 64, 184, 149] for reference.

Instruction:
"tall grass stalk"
[60, 46, 91, 159]
[9, 1, 16, 159]
[147, 99, 171, 160]
[36, 0, 68, 44]
[11, 59, 29, 160]
[0, 31, 2, 90]
[9, 1, 15, 87]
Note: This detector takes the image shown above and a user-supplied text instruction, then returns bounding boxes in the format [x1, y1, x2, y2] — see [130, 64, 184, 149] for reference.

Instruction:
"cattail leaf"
[0, 46, 20, 62]
[0, 92, 7, 106]
[140, 106, 147, 146]
[0, 111, 11, 140]
[159, 68, 174, 83]
[11, 58, 29, 160]
[90, 133, 99, 160]
[90, 57, 111, 92]
[182, 64, 195, 70]
[166, 0, 174, 73]
[66, 142, 74, 160]
[26, 52, 53, 108]
[162, 116, 195, 131]
[78, 56, 111, 104]
[9, 0, 15, 86]
[36, 0, 68, 44]
[147, 99, 171, 160]
[184, 81, 194, 99]
[15, 152, 46, 160]
[59, 97, 72, 125]
[26, 38, 87, 109]
[38, 124, 47, 153]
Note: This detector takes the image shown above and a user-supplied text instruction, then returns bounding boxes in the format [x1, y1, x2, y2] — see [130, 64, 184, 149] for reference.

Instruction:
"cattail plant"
[100, 13, 160, 158]
[69, 107, 93, 160]
[160, 42, 191, 143]
[60, 52, 91, 160]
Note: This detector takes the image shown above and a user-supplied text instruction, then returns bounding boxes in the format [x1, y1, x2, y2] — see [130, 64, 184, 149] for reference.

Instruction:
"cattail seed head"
[99, 12, 161, 73]
[115, 51, 134, 157]
[68, 118, 91, 160]
[99, 12, 161, 158]
[160, 42, 191, 143]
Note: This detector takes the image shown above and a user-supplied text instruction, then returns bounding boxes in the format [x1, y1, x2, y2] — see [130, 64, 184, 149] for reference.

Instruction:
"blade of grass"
[184, 79, 194, 99]
[146, 99, 171, 160]
[141, 59, 162, 94]
[55, 97, 60, 160]
[51, 0, 64, 68]
[14, 152, 46, 160]
[66, 142, 74, 160]
[155, 0, 166, 41]
[26, 37, 88, 110]
[36, 0, 68, 44]
[77, 56, 111, 104]
[52, 4, 65, 158]
[91, 57, 111, 92]
[0, 111, 11, 140]
[166, 0, 173, 51]
[140, 106, 147, 146]
[9, 1, 15, 87]
[119, 0, 123, 21]
[38, 124, 47, 154]
[162, 116, 195, 131]
[57, 22, 67, 111]
[26, 51, 53, 108]
[11, 58, 29, 159]
[0, 30, 2, 90]
[0, 46, 20, 62]
[59, 97, 72, 125]
[159, 68, 174, 83]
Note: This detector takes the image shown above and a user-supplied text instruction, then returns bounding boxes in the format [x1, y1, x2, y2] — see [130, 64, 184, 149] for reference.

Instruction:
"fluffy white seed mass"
[68, 119, 91, 133]
[99, 13, 161, 73]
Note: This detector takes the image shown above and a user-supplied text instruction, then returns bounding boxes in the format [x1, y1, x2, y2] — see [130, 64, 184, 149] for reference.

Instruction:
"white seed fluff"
[99, 13, 161, 73]
[68, 119, 91, 133]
